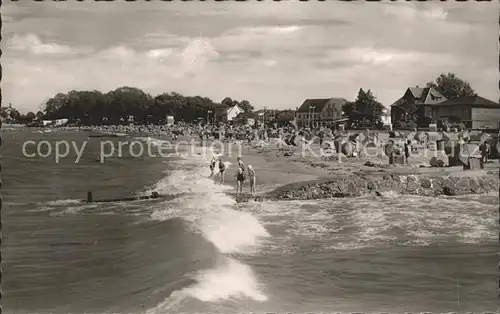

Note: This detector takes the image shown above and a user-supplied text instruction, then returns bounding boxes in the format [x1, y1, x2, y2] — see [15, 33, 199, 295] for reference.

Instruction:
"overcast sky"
[3, 1, 498, 113]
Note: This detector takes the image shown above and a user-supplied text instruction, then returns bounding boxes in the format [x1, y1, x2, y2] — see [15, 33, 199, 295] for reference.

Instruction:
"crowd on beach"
[53, 120, 500, 195]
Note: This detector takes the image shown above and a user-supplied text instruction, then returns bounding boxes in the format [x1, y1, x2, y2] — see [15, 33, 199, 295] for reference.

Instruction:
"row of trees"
[40, 87, 255, 125]
[6, 72, 477, 129]
[0, 104, 45, 124]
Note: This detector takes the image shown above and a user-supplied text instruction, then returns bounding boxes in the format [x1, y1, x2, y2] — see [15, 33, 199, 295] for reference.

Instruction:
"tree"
[221, 97, 233, 106]
[36, 111, 45, 120]
[342, 102, 356, 117]
[239, 100, 254, 113]
[234, 111, 256, 125]
[276, 110, 295, 126]
[344, 89, 384, 128]
[355, 89, 383, 120]
[106, 87, 153, 123]
[41, 88, 246, 125]
[26, 112, 36, 122]
[426, 72, 476, 100]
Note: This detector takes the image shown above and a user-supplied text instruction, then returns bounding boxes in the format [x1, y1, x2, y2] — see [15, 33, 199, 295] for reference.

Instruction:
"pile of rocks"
[271, 173, 498, 200]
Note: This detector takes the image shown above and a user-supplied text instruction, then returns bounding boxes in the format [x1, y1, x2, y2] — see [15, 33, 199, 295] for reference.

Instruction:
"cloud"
[421, 7, 448, 21]
[2, 1, 498, 112]
[176, 37, 220, 76]
[146, 48, 173, 61]
[262, 60, 277, 67]
[7, 33, 77, 55]
[383, 4, 447, 21]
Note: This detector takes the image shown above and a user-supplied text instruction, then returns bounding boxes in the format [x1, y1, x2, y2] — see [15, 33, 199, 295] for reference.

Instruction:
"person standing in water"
[218, 159, 227, 184]
[237, 156, 246, 172]
[235, 167, 246, 195]
[247, 165, 256, 196]
[209, 154, 218, 177]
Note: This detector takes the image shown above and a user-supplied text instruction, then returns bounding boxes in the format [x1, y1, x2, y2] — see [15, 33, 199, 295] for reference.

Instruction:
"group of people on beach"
[209, 155, 256, 196]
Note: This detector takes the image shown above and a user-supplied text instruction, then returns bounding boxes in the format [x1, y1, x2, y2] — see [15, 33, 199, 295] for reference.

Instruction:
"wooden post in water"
[87, 191, 93, 203]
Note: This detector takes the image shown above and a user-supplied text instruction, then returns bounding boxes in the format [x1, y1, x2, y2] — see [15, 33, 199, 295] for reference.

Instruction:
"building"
[166, 115, 175, 126]
[381, 107, 391, 126]
[214, 104, 244, 123]
[390, 87, 447, 126]
[0, 103, 15, 122]
[295, 98, 347, 127]
[226, 104, 244, 121]
[427, 95, 500, 129]
[254, 109, 278, 125]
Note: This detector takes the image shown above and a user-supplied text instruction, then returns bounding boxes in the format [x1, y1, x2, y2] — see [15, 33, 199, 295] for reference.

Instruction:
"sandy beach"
[204, 137, 499, 198]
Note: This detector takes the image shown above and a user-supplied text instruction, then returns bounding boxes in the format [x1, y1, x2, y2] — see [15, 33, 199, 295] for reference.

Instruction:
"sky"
[2, 1, 498, 113]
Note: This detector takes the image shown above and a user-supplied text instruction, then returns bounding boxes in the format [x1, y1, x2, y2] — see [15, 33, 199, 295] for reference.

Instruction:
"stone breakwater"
[235, 173, 498, 203]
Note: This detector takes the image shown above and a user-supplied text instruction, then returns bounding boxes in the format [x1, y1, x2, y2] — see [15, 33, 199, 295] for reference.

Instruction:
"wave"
[243, 193, 498, 253]
[46, 199, 82, 206]
[149, 257, 267, 313]
[146, 142, 270, 312]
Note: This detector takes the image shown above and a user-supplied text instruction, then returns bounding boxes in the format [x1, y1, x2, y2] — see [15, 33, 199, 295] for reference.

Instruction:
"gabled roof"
[420, 88, 446, 105]
[427, 95, 499, 108]
[297, 98, 347, 113]
[226, 104, 243, 113]
[214, 104, 240, 115]
[408, 87, 424, 99]
[391, 87, 446, 107]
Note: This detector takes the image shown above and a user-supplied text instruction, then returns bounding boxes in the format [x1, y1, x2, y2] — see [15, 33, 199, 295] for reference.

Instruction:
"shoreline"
[226, 138, 500, 202]
[29, 127, 500, 201]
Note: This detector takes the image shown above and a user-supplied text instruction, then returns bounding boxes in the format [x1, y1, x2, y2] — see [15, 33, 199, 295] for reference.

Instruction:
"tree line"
[4, 72, 476, 129]
[35, 87, 256, 125]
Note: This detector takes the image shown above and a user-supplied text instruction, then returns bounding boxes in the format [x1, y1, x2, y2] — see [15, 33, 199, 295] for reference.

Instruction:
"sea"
[2, 127, 499, 314]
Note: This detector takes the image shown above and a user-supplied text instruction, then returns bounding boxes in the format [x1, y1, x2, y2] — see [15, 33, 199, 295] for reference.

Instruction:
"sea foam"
[147, 142, 270, 311]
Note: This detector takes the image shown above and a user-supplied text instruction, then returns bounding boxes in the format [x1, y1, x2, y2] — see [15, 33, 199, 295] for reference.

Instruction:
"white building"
[381, 107, 391, 126]
[226, 104, 244, 121]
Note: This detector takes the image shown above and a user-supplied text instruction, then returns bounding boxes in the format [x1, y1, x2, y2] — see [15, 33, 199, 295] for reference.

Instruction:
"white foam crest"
[145, 258, 267, 314]
[146, 143, 270, 309]
[244, 194, 497, 251]
[178, 257, 267, 302]
[46, 199, 81, 206]
[150, 141, 269, 254]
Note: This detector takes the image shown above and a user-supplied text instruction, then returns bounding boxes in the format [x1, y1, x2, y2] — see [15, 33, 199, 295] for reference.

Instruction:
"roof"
[214, 104, 238, 114]
[391, 87, 446, 107]
[297, 98, 347, 113]
[426, 95, 499, 108]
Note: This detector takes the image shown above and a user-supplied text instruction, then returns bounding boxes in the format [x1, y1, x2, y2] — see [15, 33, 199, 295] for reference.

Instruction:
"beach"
[2, 127, 499, 313]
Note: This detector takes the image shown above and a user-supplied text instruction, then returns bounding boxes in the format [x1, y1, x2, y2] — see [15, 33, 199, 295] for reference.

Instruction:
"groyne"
[235, 172, 498, 203]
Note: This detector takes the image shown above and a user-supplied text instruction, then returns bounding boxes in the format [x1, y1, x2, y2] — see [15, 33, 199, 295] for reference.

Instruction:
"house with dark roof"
[390, 86, 447, 126]
[295, 98, 347, 127]
[427, 95, 500, 129]
[0, 103, 15, 122]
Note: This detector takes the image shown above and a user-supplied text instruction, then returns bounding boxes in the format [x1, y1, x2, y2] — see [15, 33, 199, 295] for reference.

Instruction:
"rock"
[367, 181, 377, 190]
[421, 188, 435, 197]
[270, 173, 497, 201]
[420, 177, 432, 189]
[406, 176, 419, 193]
[442, 186, 456, 196]
[455, 177, 471, 194]
[442, 178, 457, 196]
[347, 181, 360, 196]
[469, 178, 482, 194]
